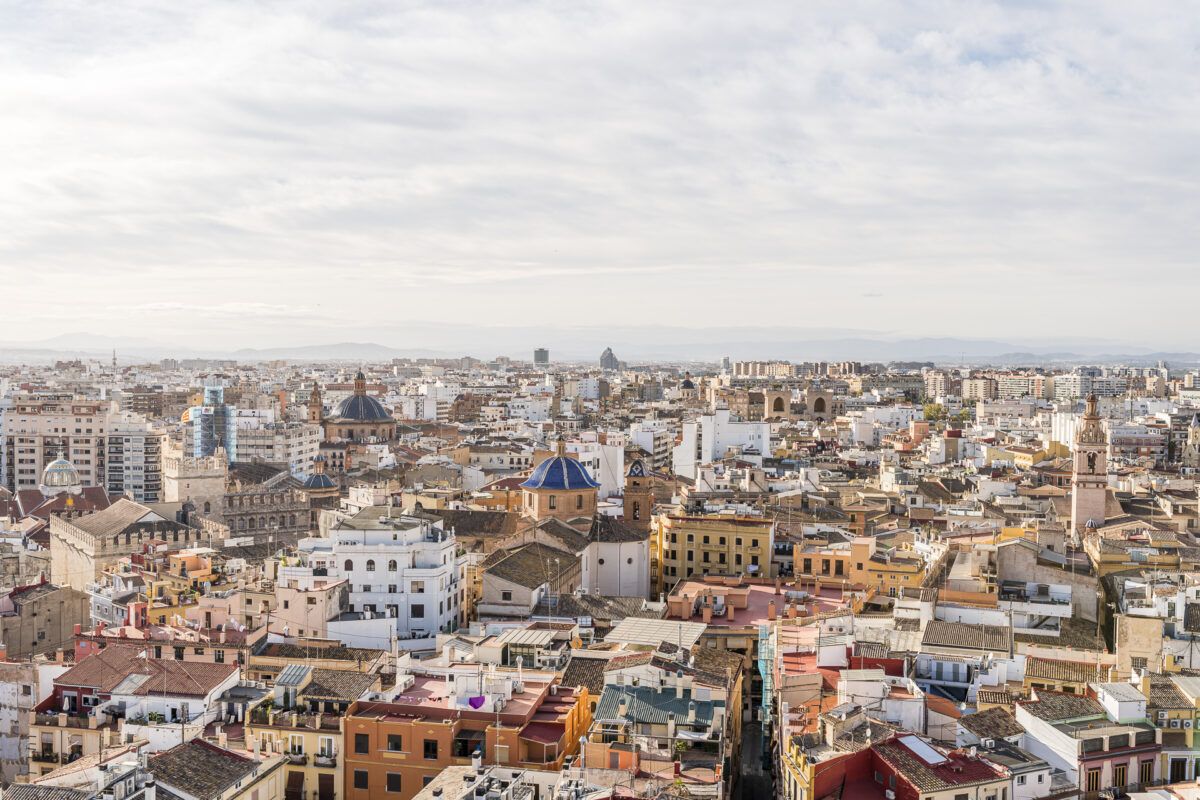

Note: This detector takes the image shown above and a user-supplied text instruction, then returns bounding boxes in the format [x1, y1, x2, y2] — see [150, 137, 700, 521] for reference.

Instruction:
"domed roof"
[302, 473, 336, 490]
[681, 378, 695, 389]
[41, 455, 82, 495]
[520, 456, 601, 491]
[330, 393, 391, 421]
[627, 459, 648, 478]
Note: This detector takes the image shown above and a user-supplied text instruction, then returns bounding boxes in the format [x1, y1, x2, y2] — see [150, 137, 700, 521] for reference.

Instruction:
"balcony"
[287, 752, 308, 765]
[31, 751, 60, 764]
[314, 753, 337, 768]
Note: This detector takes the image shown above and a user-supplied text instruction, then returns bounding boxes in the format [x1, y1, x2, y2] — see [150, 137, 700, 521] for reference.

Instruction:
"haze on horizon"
[2, 1, 1199, 351]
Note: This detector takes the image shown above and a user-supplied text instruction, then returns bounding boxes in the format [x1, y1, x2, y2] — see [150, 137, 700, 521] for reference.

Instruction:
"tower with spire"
[1070, 394, 1109, 535]
[307, 383, 323, 425]
[1183, 414, 1200, 470]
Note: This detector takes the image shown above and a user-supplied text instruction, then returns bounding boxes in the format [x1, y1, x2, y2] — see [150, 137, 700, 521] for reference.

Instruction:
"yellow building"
[791, 535, 925, 597]
[654, 512, 775, 594]
[1023, 656, 1105, 694]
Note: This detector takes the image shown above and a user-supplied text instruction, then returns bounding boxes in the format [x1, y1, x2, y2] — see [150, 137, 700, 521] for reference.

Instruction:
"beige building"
[49, 499, 200, 591]
[3, 395, 109, 492]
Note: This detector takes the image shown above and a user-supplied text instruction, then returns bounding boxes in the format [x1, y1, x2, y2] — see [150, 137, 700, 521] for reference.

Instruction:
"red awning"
[519, 722, 565, 745]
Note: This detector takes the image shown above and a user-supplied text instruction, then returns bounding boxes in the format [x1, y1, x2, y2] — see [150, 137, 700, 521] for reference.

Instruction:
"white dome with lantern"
[40, 452, 83, 496]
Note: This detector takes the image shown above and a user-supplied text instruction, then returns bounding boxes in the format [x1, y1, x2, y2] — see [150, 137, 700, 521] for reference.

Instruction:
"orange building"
[343, 665, 591, 800]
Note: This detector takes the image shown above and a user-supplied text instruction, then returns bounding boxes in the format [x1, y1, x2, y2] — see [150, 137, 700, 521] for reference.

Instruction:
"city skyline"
[4, 1, 1200, 346]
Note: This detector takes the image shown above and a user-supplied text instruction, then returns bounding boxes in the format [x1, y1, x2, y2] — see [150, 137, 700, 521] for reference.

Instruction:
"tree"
[923, 403, 947, 422]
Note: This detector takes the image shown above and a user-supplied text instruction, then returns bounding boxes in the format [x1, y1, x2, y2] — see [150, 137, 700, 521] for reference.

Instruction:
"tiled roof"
[921, 621, 1010, 653]
[976, 689, 1013, 706]
[959, 707, 1025, 740]
[63, 498, 159, 537]
[483, 542, 578, 590]
[431, 509, 519, 537]
[561, 655, 609, 693]
[593, 684, 716, 727]
[148, 740, 260, 800]
[1148, 678, 1192, 710]
[259, 643, 384, 663]
[1019, 691, 1105, 722]
[1025, 657, 1105, 685]
[875, 737, 1005, 791]
[0, 786, 91, 800]
[300, 668, 377, 701]
[589, 515, 648, 543]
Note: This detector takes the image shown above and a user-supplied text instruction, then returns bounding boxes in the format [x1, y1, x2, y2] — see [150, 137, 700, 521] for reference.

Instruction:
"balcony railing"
[314, 754, 337, 768]
[31, 751, 60, 764]
[287, 752, 308, 765]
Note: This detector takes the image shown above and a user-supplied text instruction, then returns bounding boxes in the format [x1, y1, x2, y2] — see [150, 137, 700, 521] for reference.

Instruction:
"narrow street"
[735, 721, 774, 800]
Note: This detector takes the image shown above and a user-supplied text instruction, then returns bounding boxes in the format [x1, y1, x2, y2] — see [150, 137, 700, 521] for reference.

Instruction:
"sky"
[1, 1, 1198, 352]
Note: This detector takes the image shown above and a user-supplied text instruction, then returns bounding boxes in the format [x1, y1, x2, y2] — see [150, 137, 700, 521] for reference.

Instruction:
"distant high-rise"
[533, 348, 550, 366]
[599, 347, 620, 371]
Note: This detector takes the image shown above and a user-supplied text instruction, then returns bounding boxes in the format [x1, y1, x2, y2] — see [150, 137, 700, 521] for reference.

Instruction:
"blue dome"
[303, 473, 336, 490]
[331, 394, 391, 421]
[627, 459, 648, 478]
[520, 456, 601, 491]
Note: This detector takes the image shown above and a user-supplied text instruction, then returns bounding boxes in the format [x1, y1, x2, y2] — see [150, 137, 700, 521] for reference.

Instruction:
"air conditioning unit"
[981, 738, 995, 749]
[1186, 720, 1194, 729]
[1158, 711, 1169, 719]
[1171, 719, 1181, 729]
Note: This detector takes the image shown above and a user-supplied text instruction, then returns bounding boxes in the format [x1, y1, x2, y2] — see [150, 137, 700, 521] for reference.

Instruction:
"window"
[1017, 776, 1026, 786]
[366, 560, 376, 571]
[388, 560, 397, 571]
[501, 591, 512, 601]
[1086, 769, 1101, 793]
[955, 795, 968, 800]
[412, 604, 424, 618]
[289, 735, 304, 754]
[173, 647, 184, 660]
[354, 733, 369, 754]
[1141, 760, 1154, 785]
[576, 495, 583, 509]
[1114, 764, 1127, 788]
[387, 734, 403, 752]
[386, 773, 402, 793]
[344, 560, 354, 571]
[735, 538, 742, 546]
[411, 581, 425, 593]
[354, 770, 368, 790]
[548, 496, 557, 509]
[215, 649, 225, 664]
[424, 740, 438, 759]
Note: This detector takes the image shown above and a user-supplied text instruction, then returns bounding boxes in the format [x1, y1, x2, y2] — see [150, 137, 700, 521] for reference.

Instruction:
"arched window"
[576, 495, 583, 509]
[289, 514, 296, 527]
[773, 396, 785, 413]
[248, 518, 256, 530]
[388, 560, 397, 572]
[268, 516, 276, 528]
[632, 501, 640, 520]
[813, 397, 827, 414]
[259, 516, 266, 529]
[238, 519, 245, 530]
[344, 560, 354, 572]
[113, 536, 119, 547]
[366, 560, 376, 572]
[203, 501, 211, 514]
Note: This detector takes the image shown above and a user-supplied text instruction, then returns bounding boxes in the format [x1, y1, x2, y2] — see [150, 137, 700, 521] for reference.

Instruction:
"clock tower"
[1070, 393, 1108, 534]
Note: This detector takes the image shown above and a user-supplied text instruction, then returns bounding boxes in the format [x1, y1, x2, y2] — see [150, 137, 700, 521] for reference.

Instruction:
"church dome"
[520, 456, 601, 491]
[681, 378, 695, 390]
[331, 393, 391, 421]
[302, 473, 336, 490]
[40, 455, 82, 496]
[627, 459, 649, 478]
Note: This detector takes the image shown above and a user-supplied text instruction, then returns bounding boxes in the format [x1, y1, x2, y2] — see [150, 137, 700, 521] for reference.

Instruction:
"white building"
[672, 409, 771, 480]
[328, 509, 460, 639]
[105, 411, 166, 502]
[235, 422, 322, 476]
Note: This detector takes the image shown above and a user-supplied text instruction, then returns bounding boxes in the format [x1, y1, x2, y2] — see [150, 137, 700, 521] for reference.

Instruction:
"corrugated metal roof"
[594, 684, 716, 727]
[276, 664, 312, 687]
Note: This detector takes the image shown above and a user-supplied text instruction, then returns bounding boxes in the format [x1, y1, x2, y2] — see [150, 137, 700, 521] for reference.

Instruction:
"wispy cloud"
[1, 1, 1198, 347]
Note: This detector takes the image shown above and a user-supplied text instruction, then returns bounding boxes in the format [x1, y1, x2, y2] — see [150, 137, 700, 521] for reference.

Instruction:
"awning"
[285, 771, 305, 800]
[519, 722, 565, 745]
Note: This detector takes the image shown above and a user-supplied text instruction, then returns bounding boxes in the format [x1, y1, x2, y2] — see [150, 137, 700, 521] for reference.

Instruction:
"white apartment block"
[672, 409, 771, 480]
[2, 395, 110, 492]
[105, 411, 166, 502]
[235, 422, 322, 475]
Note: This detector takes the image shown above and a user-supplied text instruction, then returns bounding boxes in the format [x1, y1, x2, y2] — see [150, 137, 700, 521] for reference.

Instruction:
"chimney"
[618, 694, 628, 718]
[702, 604, 712, 624]
[74, 623, 82, 637]
[775, 577, 782, 595]
[675, 670, 684, 700]
[143, 780, 156, 800]
[768, 601, 777, 621]
[687, 701, 696, 724]
[218, 731, 228, 749]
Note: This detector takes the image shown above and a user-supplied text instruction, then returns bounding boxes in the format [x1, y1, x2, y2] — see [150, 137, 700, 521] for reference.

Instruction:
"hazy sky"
[2, 1, 1198, 349]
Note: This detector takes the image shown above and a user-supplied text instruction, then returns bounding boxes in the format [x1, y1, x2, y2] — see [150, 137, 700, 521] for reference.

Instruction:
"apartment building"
[343, 664, 590, 800]
[235, 422, 322, 476]
[3, 395, 108, 492]
[105, 411, 165, 502]
[654, 511, 775, 592]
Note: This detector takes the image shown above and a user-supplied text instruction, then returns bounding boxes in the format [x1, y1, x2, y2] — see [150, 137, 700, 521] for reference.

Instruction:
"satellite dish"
[571, 638, 583, 649]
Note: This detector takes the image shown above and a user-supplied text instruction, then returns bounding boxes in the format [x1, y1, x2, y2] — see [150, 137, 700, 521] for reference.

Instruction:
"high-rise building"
[1, 395, 108, 492]
[105, 411, 165, 502]
[183, 387, 237, 461]
[599, 346, 620, 370]
[533, 348, 550, 366]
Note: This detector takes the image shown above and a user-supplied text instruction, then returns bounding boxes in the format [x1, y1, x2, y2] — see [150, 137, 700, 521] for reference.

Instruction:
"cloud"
[0, 1, 1198, 349]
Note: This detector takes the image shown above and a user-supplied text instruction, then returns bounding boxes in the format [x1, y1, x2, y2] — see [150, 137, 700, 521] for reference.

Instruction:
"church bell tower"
[1070, 394, 1109, 535]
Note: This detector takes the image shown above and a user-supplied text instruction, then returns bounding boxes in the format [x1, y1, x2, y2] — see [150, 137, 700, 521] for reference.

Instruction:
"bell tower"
[623, 458, 654, 532]
[307, 384, 323, 425]
[1070, 394, 1109, 534]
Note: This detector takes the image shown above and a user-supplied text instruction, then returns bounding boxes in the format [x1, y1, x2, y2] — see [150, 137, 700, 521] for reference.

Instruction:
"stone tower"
[1182, 415, 1200, 470]
[1070, 393, 1109, 534]
[623, 458, 654, 532]
[307, 383, 323, 425]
